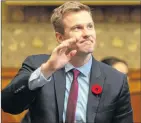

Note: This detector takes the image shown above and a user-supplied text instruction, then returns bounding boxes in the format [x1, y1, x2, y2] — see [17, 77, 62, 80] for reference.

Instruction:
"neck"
[69, 53, 92, 67]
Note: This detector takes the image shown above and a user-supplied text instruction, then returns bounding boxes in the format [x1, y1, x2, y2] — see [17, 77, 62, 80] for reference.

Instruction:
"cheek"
[92, 30, 96, 38]
[70, 32, 82, 38]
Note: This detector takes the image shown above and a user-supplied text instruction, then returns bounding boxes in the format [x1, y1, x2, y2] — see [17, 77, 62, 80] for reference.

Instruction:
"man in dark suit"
[1, 1, 133, 123]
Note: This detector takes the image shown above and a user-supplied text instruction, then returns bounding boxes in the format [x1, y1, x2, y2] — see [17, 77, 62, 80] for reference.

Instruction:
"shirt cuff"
[28, 67, 52, 90]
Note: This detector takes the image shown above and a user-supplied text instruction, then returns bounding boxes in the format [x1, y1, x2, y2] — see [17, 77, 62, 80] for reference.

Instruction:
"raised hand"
[41, 38, 77, 76]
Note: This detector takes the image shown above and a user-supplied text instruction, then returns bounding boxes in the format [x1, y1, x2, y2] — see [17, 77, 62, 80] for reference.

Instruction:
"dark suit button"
[19, 85, 26, 91]
[14, 85, 26, 94]
[20, 85, 26, 89]
[14, 89, 19, 94]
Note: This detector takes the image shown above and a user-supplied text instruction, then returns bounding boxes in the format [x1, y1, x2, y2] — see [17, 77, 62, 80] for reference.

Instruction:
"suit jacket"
[1, 54, 133, 123]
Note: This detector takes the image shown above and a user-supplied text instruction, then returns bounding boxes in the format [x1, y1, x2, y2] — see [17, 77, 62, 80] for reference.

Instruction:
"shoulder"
[97, 61, 126, 86]
[23, 54, 50, 68]
[26, 54, 50, 60]
[98, 61, 124, 77]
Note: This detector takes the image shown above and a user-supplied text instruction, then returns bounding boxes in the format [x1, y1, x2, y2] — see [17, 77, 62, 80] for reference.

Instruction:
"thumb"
[67, 50, 77, 60]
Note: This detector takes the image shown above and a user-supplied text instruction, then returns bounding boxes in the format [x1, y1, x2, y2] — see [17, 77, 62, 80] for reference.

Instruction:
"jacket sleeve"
[112, 75, 133, 123]
[1, 56, 39, 114]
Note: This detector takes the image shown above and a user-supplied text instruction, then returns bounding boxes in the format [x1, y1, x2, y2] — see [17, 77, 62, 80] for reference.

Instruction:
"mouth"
[80, 40, 93, 44]
[78, 36, 95, 44]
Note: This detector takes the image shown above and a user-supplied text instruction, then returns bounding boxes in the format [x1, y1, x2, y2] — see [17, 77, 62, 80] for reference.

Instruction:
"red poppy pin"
[91, 84, 103, 95]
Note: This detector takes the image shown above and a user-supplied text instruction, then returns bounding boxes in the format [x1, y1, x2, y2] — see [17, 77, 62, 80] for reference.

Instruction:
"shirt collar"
[65, 55, 92, 77]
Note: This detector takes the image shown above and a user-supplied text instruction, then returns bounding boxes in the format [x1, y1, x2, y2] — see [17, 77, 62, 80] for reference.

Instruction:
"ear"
[55, 32, 64, 44]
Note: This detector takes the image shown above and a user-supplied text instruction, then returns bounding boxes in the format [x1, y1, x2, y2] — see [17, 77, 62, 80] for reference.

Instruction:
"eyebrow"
[71, 22, 94, 29]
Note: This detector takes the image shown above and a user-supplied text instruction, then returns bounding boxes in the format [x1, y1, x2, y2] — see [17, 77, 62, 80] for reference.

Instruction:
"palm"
[46, 38, 77, 70]
[50, 51, 73, 70]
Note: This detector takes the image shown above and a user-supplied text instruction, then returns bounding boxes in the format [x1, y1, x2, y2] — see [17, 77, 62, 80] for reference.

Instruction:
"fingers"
[55, 38, 77, 52]
[54, 43, 68, 52]
[65, 37, 77, 46]
[67, 50, 77, 60]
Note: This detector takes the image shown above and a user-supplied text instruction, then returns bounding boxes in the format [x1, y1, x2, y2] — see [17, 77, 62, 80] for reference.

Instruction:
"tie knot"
[72, 69, 80, 80]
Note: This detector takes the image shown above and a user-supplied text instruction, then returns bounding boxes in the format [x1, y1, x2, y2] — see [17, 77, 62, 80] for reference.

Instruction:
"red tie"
[65, 69, 80, 123]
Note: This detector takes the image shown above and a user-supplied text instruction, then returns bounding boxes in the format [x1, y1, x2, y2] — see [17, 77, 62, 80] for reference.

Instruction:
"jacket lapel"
[86, 57, 106, 123]
[54, 68, 66, 122]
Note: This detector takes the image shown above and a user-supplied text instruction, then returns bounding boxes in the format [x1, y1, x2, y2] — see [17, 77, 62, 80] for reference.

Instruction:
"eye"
[87, 24, 93, 29]
[72, 26, 82, 31]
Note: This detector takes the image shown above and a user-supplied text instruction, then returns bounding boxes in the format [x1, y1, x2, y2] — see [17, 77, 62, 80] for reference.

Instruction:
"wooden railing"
[1, 67, 141, 123]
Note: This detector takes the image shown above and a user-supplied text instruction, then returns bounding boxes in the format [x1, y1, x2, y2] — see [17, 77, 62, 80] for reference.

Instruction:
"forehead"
[63, 10, 93, 27]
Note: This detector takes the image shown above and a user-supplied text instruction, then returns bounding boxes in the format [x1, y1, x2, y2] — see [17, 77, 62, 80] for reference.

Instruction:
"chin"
[77, 47, 94, 55]
[83, 49, 94, 53]
[77, 50, 93, 56]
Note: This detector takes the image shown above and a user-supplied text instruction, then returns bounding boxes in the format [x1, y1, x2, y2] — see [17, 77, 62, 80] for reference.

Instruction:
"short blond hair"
[51, 1, 92, 34]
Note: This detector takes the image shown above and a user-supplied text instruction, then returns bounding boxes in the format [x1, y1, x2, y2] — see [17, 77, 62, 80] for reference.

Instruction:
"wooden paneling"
[131, 92, 141, 122]
[1, 67, 141, 123]
[4, 0, 141, 6]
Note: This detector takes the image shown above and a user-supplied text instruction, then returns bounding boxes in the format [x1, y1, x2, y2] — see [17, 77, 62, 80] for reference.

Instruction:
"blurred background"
[1, 0, 141, 123]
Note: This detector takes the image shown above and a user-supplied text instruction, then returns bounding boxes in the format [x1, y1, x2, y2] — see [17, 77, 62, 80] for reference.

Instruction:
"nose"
[82, 28, 91, 39]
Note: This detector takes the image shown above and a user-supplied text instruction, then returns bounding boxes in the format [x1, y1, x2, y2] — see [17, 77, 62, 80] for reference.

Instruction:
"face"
[60, 10, 96, 56]
[113, 62, 128, 74]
